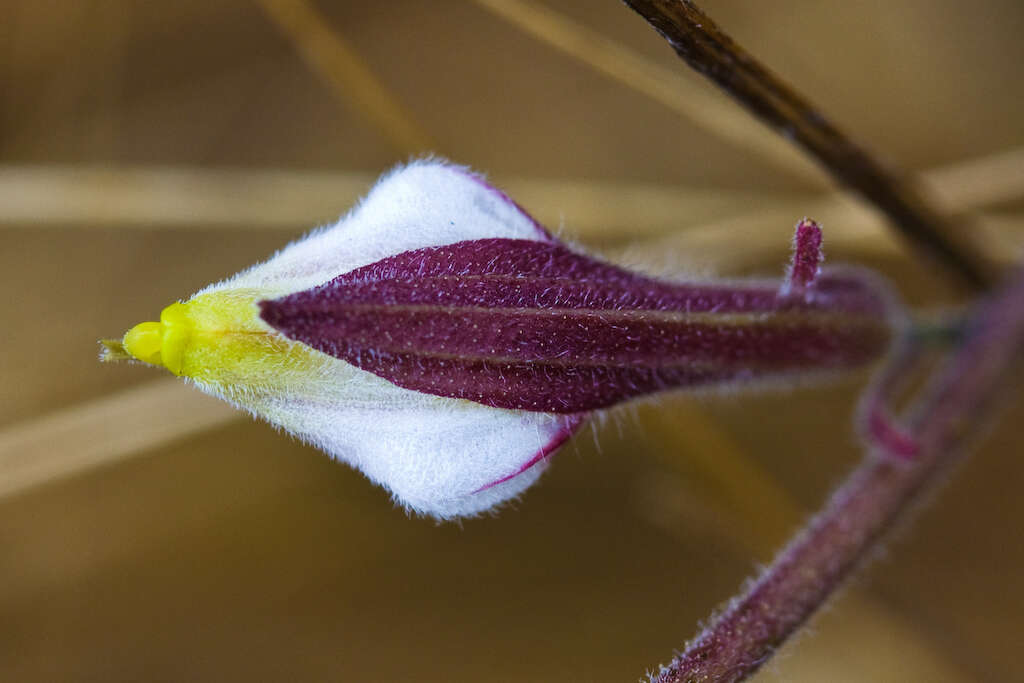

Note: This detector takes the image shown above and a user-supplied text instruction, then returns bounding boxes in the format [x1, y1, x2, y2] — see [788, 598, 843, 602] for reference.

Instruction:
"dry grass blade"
[0, 163, 787, 242]
[0, 380, 238, 501]
[0, 164, 376, 229]
[255, 0, 434, 155]
[4, 141, 1022, 248]
[471, 0, 824, 187]
[922, 145, 1024, 211]
[626, 147, 1024, 272]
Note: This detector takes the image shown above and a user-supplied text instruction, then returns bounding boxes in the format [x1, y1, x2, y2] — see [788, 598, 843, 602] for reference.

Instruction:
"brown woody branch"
[623, 0, 996, 291]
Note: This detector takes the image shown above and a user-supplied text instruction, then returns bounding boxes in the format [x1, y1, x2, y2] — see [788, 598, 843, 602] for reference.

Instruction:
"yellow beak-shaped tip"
[123, 321, 163, 366]
[121, 302, 193, 375]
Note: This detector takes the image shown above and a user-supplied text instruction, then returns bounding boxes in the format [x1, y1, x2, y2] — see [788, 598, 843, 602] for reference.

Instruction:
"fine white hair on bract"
[192, 160, 584, 519]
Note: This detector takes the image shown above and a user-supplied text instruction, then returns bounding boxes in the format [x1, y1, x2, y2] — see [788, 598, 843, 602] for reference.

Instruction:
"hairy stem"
[622, 0, 996, 291]
[650, 266, 1024, 682]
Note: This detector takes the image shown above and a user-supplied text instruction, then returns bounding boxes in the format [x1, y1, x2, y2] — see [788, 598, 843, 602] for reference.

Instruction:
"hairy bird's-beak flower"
[103, 160, 900, 518]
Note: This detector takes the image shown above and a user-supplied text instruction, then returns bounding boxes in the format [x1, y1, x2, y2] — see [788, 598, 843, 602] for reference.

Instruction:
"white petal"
[195, 364, 579, 519]
[202, 160, 553, 296]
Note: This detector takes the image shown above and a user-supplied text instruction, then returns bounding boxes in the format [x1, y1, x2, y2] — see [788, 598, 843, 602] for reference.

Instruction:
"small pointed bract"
[785, 218, 825, 295]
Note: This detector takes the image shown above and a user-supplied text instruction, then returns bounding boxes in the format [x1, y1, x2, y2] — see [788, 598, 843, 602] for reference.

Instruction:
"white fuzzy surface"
[193, 160, 580, 519]
[204, 160, 551, 295]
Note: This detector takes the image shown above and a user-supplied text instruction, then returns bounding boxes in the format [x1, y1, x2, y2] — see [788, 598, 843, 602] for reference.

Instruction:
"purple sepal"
[260, 236, 895, 413]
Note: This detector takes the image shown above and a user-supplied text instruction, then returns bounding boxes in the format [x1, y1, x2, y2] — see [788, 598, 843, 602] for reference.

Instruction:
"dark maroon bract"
[259, 225, 897, 413]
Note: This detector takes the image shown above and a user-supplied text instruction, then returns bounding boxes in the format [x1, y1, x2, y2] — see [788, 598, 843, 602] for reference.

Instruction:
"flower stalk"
[651, 266, 1024, 683]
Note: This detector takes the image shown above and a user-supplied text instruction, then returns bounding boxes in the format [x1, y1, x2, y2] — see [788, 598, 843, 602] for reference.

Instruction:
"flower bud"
[104, 161, 898, 518]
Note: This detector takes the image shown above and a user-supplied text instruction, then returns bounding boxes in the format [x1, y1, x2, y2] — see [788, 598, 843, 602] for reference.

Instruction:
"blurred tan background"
[2, 1, 1023, 681]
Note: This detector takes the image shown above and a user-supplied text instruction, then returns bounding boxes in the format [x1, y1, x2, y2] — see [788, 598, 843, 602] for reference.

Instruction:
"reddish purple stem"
[857, 340, 925, 460]
[651, 267, 1024, 683]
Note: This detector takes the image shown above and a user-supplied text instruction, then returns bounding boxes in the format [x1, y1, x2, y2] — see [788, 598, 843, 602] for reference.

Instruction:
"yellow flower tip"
[123, 321, 163, 365]
[119, 302, 194, 376]
[157, 302, 193, 376]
